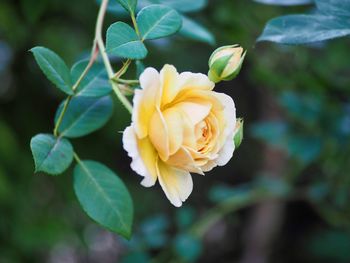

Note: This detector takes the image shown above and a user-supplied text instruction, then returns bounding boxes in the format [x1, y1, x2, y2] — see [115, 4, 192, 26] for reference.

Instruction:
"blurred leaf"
[20, 0, 48, 23]
[174, 234, 202, 262]
[141, 214, 169, 248]
[30, 134, 74, 175]
[258, 14, 350, 44]
[121, 252, 150, 263]
[209, 184, 252, 203]
[316, 0, 350, 18]
[279, 91, 322, 123]
[55, 96, 114, 138]
[73, 160, 133, 238]
[137, 5, 182, 40]
[176, 206, 196, 229]
[106, 22, 147, 59]
[116, 0, 138, 14]
[179, 15, 215, 45]
[159, 0, 208, 13]
[71, 60, 112, 97]
[287, 135, 322, 163]
[307, 230, 350, 262]
[254, 0, 313, 5]
[30, 46, 73, 95]
[250, 121, 288, 146]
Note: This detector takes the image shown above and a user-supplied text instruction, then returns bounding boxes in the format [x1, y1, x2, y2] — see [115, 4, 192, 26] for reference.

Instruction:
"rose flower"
[123, 65, 237, 207]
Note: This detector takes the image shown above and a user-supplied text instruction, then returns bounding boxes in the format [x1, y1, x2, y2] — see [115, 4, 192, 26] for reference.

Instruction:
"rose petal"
[133, 67, 161, 139]
[123, 126, 158, 187]
[157, 159, 193, 207]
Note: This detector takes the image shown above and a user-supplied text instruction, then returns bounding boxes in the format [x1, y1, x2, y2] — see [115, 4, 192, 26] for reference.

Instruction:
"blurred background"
[1, 0, 350, 262]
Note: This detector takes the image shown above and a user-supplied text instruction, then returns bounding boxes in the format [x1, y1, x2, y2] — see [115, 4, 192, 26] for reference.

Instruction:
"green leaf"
[254, 0, 313, 5]
[148, 0, 207, 13]
[30, 46, 73, 95]
[257, 14, 350, 44]
[316, 0, 350, 18]
[55, 96, 113, 138]
[106, 22, 147, 59]
[71, 60, 112, 97]
[30, 134, 73, 175]
[179, 15, 215, 45]
[174, 234, 202, 262]
[136, 4, 182, 40]
[116, 0, 137, 14]
[135, 60, 145, 77]
[73, 160, 133, 238]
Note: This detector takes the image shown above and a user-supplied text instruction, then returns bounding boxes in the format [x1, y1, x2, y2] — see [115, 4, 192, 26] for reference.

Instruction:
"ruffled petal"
[157, 160, 193, 207]
[122, 126, 158, 187]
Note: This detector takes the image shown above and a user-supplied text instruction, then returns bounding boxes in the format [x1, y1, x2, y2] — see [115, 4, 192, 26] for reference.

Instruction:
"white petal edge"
[122, 126, 157, 187]
[213, 92, 237, 166]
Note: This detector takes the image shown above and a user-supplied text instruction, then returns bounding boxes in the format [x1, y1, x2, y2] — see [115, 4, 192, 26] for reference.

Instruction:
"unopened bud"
[208, 45, 246, 83]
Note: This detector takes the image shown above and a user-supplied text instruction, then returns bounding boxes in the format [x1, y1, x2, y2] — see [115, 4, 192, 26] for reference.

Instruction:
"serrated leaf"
[30, 46, 73, 95]
[106, 22, 147, 59]
[136, 4, 182, 40]
[179, 15, 215, 45]
[254, 0, 313, 5]
[116, 0, 137, 14]
[71, 60, 112, 97]
[73, 160, 133, 238]
[316, 0, 350, 18]
[30, 134, 73, 175]
[55, 96, 113, 138]
[257, 14, 350, 44]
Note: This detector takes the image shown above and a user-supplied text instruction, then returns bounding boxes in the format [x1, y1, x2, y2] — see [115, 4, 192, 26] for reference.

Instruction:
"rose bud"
[208, 44, 246, 83]
[233, 118, 243, 149]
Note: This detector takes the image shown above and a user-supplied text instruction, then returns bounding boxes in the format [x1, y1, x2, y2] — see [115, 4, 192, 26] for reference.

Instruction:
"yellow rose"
[123, 64, 237, 207]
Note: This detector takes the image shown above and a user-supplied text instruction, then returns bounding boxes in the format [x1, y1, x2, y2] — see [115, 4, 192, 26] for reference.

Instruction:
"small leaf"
[30, 134, 73, 175]
[161, 0, 208, 13]
[316, 0, 350, 18]
[55, 96, 114, 138]
[136, 4, 182, 40]
[116, 0, 137, 14]
[71, 60, 112, 97]
[106, 22, 147, 59]
[254, 0, 313, 5]
[30, 46, 73, 95]
[257, 14, 350, 44]
[73, 160, 133, 238]
[179, 15, 215, 45]
[174, 234, 202, 262]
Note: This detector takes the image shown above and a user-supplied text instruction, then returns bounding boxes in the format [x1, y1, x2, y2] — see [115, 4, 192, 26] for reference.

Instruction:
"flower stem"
[115, 78, 140, 86]
[53, 96, 72, 136]
[53, 40, 99, 137]
[95, 0, 133, 114]
[131, 11, 140, 37]
[73, 151, 83, 164]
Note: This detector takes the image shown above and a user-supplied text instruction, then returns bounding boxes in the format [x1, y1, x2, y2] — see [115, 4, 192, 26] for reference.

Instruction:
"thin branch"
[95, 0, 133, 114]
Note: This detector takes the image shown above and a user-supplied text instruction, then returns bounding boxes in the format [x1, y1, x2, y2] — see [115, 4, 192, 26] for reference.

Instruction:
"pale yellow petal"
[149, 109, 170, 161]
[133, 67, 161, 139]
[162, 107, 184, 155]
[160, 64, 180, 106]
[122, 126, 157, 187]
[166, 147, 203, 175]
[177, 72, 214, 92]
[175, 101, 211, 125]
[157, 159, 193, 207]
